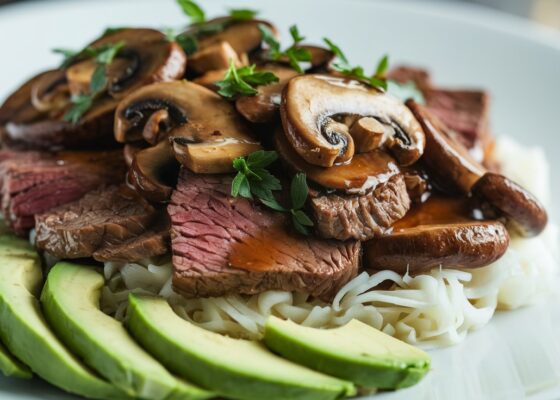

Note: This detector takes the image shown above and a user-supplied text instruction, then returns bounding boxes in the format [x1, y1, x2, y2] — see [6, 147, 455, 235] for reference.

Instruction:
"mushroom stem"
[349, 117, 385, 153]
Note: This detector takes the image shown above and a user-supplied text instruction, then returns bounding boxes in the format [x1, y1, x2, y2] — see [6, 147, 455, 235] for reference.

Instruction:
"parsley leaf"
[323, 37, 389, 90]
[164, 28, 199, 55]
[216, 60, 279, 98]
[177, 0, 205, 24]
[258, 23, 311, 73]
[62, 41, 125, 123]
[231, 153, 314, 235]
[229, 8, 258, 21]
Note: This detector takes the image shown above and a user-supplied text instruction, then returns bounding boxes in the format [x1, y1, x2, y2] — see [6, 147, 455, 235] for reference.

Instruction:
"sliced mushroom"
[406, 100, 486, 194]
[364, 196, 510, 273]
[281, 74, 425, 167]
[275, 127, 400, 192]
[123, 142, 147, 167]
[0, 29, 186, 150]
[188, 41, 245, 75]
[115, 81, 261, 173]
[195, 19, 276, 56]
[68, 28, 187, 99]
[235, 64, 298, 123]
[365, 221, 510, 273]
[471, 172, 548, 237]
[128, 140, 179, 202]
[192, 68, 228, 91]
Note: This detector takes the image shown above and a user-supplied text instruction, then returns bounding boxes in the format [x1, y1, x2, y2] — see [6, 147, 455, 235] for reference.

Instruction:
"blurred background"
[3, 0, 559, 30]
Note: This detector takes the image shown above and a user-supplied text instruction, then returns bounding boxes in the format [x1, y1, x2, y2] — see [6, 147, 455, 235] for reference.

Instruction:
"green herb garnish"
[62, 41, 125, 123]
[231, 151, 314, 234]
[177, 0, 205, 24]
[229, 8, 258, 21]
[164, 28, 199, 55]
[323, 37, 389, 90]
[216, 60, 279, 98]
[258, 24, 311, 73]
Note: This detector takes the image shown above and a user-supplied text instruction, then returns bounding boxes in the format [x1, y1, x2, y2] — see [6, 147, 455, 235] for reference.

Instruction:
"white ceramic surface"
[0, 0, 559, 399]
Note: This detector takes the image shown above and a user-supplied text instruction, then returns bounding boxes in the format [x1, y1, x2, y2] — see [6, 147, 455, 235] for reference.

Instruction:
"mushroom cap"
[115, 81, 261, 174]
[364, 195, 510, 273]
[471, 172, 548, 237]
[364, 220, 510, 273]
[281, 74, 425, 167]
[275, 126, 400, 192]
[407, 100, 486, 194]
[0, 28, 186, 150]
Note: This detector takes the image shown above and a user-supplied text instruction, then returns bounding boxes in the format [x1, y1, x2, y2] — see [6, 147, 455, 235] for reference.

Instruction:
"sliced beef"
[388, 65, 490, 149]
[35, 185, 169, 262]
[1, 150, 126, 235]
[168, 170, 361, 301]
[310, 174, 411, 241]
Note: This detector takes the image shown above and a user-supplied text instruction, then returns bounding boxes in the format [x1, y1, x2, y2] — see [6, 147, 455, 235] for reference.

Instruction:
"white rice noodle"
[101, 137, 559, 348]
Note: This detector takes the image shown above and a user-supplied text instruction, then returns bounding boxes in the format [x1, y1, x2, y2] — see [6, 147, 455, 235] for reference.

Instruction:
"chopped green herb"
[323, 37, 389, 90]
[229, 8, 258, 21]
[62, 41, 125, 123]
[231, 152, 314, 234]
[258, 23, 311, 73]
[216, 60, 279, 98]
[177, 0, 205, 24]
[164, 28, 199, 55]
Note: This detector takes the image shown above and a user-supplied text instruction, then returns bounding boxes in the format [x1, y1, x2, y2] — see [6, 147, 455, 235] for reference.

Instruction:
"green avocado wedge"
[127, 294, 357, 400]
[41, 262, 206, 400]
[0, 240, 126, 399]
[263, 317, 431, 390]
[0, 340, 31, 379]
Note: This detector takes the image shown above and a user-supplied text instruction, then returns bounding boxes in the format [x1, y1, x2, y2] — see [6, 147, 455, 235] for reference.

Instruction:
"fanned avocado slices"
[264, 316, 431, 390]
[127, 294, 356, 400]
[0, 236, 127, 400]
[41, 262, 212, 400]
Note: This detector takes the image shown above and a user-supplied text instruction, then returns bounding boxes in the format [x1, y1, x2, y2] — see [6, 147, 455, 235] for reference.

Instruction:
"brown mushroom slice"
[123, 142, 147, 167]
[115, 81, 261, 173]
[128, 140, 179, 202]
[275, 127, 400, 192]
[30, 69, 70, 113]
[364, 221, 510, 274]
[471, 172, 548, 237]
[68, 28, 187, 99]
[188, 41, 244, 75]
[281, 74, 425, 167]
[192, 68, 228, 90]
[196, 19, 276, 55]
[235, 64, 298, 123]
[407, 100, 486, 194]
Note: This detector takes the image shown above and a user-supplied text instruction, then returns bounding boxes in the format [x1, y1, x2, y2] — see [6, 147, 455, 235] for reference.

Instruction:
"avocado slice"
[264, 317, 431, 389]
[41, 262, 202, 400]
[0, 341, 31, 379]
[0, 244, 126, 399]
[127, 294, 356, 400]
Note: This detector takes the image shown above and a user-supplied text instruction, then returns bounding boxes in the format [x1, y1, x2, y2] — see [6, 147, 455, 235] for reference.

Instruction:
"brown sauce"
[393, 195, 474, 232]
[228, 223, 300, 272]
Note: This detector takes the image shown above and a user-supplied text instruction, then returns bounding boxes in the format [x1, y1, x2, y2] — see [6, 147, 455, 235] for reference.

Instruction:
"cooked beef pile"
[35, 185, 169, 262]
[0, 150, 125, 235]
[168, 170, 360, 300]
[0, 16, 548, 300]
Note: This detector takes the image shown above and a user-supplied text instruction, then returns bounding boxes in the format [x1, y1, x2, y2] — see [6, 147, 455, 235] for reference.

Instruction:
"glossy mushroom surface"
[471, 172, 548, 237]
[115, 81, 261, 174]
[281, 75, 425, 167]
[364, 196, 510, 273]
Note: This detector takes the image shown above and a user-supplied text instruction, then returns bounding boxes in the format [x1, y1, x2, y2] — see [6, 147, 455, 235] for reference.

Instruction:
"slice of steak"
[424, 89, 490, 150]
[387, 66, 432, 91]
[168, 170, 361, 301]
[92, 221, 170, 262]
[1, 150, 125, 235]
[35, 185, 168, 262]
[310, 174, 411, 241]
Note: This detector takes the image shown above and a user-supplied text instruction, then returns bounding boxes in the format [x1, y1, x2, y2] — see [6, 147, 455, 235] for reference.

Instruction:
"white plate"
[0, 0, 559, 399]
